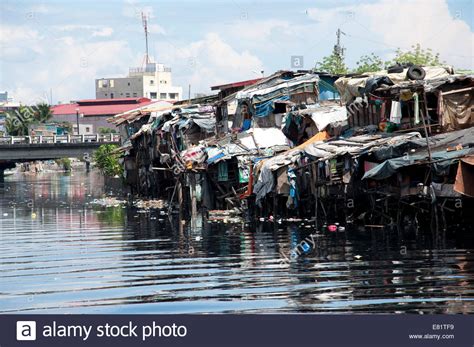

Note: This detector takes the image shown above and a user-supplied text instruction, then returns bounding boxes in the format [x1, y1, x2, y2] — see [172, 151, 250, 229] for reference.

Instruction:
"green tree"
[354, 53, 384, 73]
[98, 127, 117, 134]
[388, 44, 444, 67]
[33, 102, 53, 123]
[315, 51, 348, 75]
[93, 144, 123, 177]
[5, 102, 53, 135]
[5, 106, 34, 135]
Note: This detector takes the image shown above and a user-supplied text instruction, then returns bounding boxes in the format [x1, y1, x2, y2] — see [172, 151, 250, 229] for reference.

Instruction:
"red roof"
[76, 97, 151, 105]
[211, 78, 263, 91]
[51, 97, 153, 117]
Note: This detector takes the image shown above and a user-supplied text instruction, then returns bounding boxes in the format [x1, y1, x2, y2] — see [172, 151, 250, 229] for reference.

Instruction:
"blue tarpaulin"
[363, 148, 473, 180]
[254, 95, 290, 118]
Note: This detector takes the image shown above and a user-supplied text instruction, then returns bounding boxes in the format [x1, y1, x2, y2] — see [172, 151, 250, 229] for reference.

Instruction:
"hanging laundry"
[238, 157, 250, 183]
[330, 159, 337, 175]
[390, 101, 402, 124]
[286, 168, 298, 209]
[217, 161, 228, 182]
[413, 92, 420, 125]
[324, 159, 330, 177]
[318, 161, 325, 180]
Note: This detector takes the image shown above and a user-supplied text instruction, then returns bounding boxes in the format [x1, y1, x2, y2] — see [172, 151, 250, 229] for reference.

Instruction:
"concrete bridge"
[0, 134, 121, 173]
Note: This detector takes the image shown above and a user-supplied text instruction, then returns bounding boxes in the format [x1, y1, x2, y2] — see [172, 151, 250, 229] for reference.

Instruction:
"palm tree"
[33, 102, 53, 123]
[5, 107, 31, 135]
[5, 103, 53, 135]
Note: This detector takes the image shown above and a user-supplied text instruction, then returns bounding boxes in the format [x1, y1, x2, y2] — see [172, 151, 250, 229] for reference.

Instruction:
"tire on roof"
[407, 65, 426, 80]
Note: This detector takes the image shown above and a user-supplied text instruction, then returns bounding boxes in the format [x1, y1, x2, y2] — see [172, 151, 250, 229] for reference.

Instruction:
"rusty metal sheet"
[454, 155, 474, 197]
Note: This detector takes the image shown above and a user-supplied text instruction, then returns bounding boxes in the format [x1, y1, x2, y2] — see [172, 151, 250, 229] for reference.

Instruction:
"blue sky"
[1, 0, 473, 104]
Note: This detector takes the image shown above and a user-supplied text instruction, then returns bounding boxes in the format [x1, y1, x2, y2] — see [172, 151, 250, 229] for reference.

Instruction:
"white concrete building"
[96, 63, 182, 102]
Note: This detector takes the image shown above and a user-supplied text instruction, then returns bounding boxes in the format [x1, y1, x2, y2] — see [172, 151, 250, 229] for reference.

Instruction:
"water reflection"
[0, 171, 473, 314]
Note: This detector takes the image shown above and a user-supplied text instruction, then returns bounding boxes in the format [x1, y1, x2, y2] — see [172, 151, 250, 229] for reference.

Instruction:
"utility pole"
[142, 12, 150, 65]
[334, 28, 346, 60]
[75, 108, 80, 135]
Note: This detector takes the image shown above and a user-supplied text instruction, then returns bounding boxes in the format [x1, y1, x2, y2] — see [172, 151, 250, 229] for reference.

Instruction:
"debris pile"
[134, 199, 167, 210]
[208, 208, 243, 223]
[90, 197, 126, 207]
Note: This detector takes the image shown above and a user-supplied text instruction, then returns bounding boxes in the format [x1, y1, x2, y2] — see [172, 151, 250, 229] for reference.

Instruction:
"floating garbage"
[328, 225, 338, 232]
[134, 199, 167, 210]
[285, 218, 303, 223]
[208, 208, 242, 223]
[90, 197, 126, 207]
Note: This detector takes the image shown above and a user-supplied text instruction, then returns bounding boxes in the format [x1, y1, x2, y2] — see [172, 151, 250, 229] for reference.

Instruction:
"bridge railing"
[0, 133, 121, 145]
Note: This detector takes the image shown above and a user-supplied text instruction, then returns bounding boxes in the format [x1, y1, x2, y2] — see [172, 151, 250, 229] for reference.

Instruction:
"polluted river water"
[0, 170, 473, 314]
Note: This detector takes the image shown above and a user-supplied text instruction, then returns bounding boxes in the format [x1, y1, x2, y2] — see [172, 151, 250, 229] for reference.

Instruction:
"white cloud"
[153, 33, 263, 94]
[54, 24, 96, 32]
[0, 24, 39, 44]
[53, 25, 114, 38]
[0, 25, 42, 65]
[92, 27, 114, 37]
[1, 23, 135, 104]
[226, 19, 291, 42]
[29, 4, 58, 15]
[149, 24, 165, 35]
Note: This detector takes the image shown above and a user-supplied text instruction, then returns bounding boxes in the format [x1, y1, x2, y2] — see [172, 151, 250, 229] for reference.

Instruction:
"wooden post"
[311, 162, 318, 228]
[422, 90, 432, 134]
[178, 178, 184, 223]
[420, 90, 433, 162]
[273, 193, 278, 220]
[190, 173, 197, 230]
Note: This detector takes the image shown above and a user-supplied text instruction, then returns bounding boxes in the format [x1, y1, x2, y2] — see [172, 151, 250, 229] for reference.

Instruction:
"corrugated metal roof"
[51, 98, 154, 117]
[211, 78, 263, 91]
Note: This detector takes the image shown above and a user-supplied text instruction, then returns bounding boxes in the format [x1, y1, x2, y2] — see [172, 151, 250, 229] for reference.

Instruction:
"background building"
[0, 92, 20, 136]
[51, 97, 152, 134]
[96, 63, 182, 102]
[0, 91, 8, 102]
